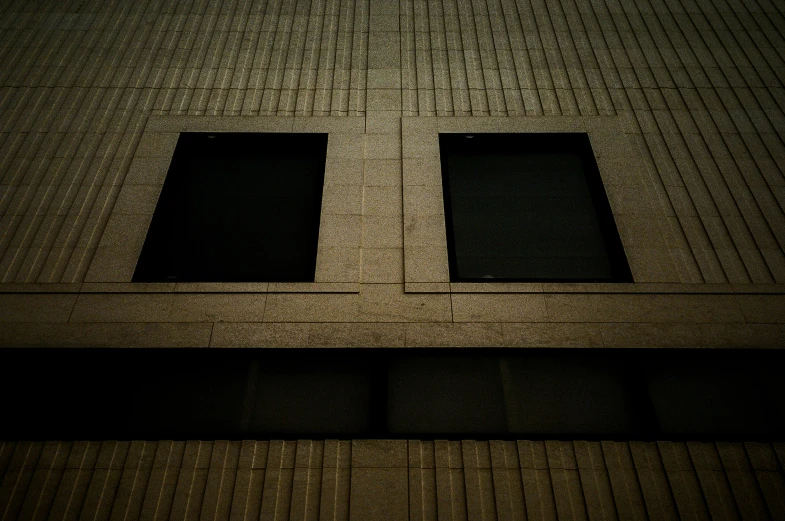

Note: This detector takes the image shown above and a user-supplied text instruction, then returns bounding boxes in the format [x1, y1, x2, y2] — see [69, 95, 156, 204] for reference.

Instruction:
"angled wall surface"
[1, 0, 785, 518]
[0, 0, 783, 347]
[2, 440, 785, 521]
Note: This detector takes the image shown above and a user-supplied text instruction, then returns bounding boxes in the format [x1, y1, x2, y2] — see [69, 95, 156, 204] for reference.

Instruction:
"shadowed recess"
[133, 133, 328, 283]
[0, 348, 782, 440]
[440, 133, 632, 282]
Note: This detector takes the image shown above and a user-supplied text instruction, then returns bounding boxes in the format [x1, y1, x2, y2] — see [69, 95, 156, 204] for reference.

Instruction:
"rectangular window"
[440, 133, 632, 282]
[133, 132, 328, 282]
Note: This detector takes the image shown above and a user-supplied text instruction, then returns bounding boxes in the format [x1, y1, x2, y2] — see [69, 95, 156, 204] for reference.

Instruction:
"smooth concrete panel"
[350, 468, 408, 521]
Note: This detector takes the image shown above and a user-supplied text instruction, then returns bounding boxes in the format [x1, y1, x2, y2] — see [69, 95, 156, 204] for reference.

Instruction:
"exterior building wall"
[2, 440, 785, 521]
[1, 0, 785, 518]
[0, 0, 784, 348]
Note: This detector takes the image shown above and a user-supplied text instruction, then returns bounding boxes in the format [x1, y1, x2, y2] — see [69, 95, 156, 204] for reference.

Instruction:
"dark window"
[133, 132, 328, 282]
[440, 133, 632, 282]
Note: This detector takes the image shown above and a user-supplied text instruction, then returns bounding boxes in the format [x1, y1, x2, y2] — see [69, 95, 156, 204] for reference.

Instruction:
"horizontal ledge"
[1, 324, 784, 349]
[0, 283, 360, 294]
[2, 283, 785, 295]
[146, 115, 366, 133]
[424, 115, 625, 134]
[424, 282, 785, 295]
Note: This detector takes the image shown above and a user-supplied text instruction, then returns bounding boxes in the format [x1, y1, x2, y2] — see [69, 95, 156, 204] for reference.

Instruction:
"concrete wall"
[1, 0, 785, 348]
[3, 440, 785, 521]
[2, 0, 785, 518]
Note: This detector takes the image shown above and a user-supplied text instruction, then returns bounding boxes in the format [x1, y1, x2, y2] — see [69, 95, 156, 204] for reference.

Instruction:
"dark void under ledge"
[1, 348, 783, 441]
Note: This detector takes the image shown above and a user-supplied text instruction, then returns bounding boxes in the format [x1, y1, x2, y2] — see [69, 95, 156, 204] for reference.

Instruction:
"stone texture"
[350, 468, 408, 521]
[1, 1, 785, 517]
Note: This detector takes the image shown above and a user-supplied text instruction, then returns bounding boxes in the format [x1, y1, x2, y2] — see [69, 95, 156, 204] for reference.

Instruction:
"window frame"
[401, 116, 680, 293]
[131, 131, 330, 284]
[438, 132, 633, 283]
[85, 116, 366, 294]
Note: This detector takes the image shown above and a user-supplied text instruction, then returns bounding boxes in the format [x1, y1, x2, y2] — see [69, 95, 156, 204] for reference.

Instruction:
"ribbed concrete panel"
[399, 0, 785, 284]
[2, 440, 784, 521]
[0, 0, 369, 283]
[0, 0, 784, 286]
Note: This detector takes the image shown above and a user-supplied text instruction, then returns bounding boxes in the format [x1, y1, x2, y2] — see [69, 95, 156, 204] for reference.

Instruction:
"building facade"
[1, 0, 785, 518]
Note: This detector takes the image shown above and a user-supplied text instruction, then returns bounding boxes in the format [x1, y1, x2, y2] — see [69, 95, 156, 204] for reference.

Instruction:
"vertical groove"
[601, 442, 648, 521]
[658, 441, 712, 521]
[510, 0, 544, 114]
[0, 440, 783, 520]
[445, 0, 472, 115]
[0, 443, 44, 521]
[629, 441, 680, 521]
[74, 442, 131, 521]
[744, 442, 785, 521]
[656, 0, 783, 281]
[597, 0, 730, 282]
[687, 441, 743, 521]
[716, 442, 771, 521]
[29, 0, 156, 283]
[435, 0, 456, 115]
